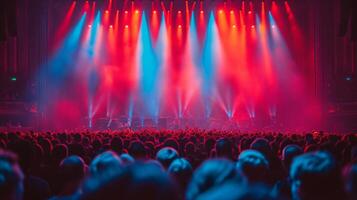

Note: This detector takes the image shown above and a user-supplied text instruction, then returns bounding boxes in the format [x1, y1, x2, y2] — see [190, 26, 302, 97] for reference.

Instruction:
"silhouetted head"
[168, 158, 193, 190]
[250, 138, 271, 158]
[0, 150, 24, 200]
[110, 137, 123, 155]
[80, 162, 180, 200]
[7, 140, 33, 173]
[343, 162, 357, 200]
[186, 159, 239, 200]
[128, 141, 147, 159]
[195, 182, 276, 200]
[204, 138, 215, 154]
[90, 151, 122, 176]
[59, 155, 86, 180]
[282, 144, 303, 171]
[236, 150, 270, 184]
[119, 153, 135, 166]
[184, 142, 195, 155]
[126, 162, 181, 200]
[156, 147, 179, 169]
[290, 151, 343, 200]
[52, 144, 69, 164]
[215, 138, 233, 160]
[163, 139, 179, 151]
[58, 155, 86, 195]
[79, 165, 130, 200]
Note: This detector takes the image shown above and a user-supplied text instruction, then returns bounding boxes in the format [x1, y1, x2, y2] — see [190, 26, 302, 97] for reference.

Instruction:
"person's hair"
[119, 153, 135, 166]
[204, 138, 215, 154]
[250, 138, 272, 158]
[59, 155, 86, 180]
[168, 158, 193, 191]
[89, 151, 122, 176]
[128, 141, 147, 159]
[80, 162, 181, 200]
[79, 165, 130, 200]
[282, 144, 303, 171]
[215, 138, 233, 160]
[236, 149, 270, 184]
[0, 150, 24, 200]
[290, 151, 344, 200]
[52, 144, 69, 163]
[163, 139, 179, 151]
[126, 162, 181, 200]
[184, 142, 195, 155]
[110, 137, 123, 155]
[195, 182, 277, 200]
[156, 147, 179, 169]
[57, 155, 86, 195]
[186, 159, 239, 200]
[7, 139, 33, 173]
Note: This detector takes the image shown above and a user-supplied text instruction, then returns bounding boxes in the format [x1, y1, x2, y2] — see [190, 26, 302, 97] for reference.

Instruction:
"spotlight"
[125, 10, 128, 14]
[251, 25, 255, 29]
[88, 24, 92, 28]
[153, 10, 157, 14]
[219, 9, 223, 14]
[248, 10, 252, 14]
[232, 25, 236, 28]
[178, 10, 182, 14]
[109, 25, 113, 29]
[271, 25, 276, 28]
[200, 10, 204, 14]
[230, 10, 234, 14]
[135, 10, 139, 14]
[178, 25, 182, 29]
[105, 10, 109, 14]
[125, 25, 129, 29]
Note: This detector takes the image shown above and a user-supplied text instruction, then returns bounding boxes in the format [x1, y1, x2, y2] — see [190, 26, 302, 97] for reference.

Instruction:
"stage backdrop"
[0, 0, 356, 130]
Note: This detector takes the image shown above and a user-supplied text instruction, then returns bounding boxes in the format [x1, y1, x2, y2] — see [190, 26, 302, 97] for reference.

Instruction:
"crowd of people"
[0, 129, 356, 200]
